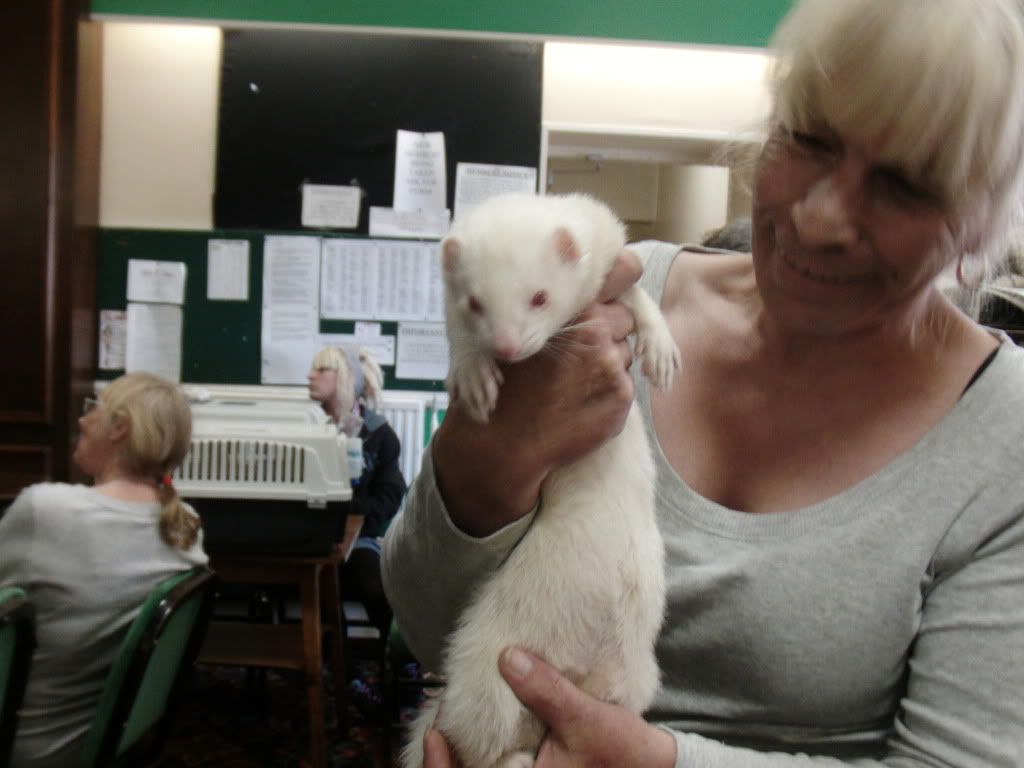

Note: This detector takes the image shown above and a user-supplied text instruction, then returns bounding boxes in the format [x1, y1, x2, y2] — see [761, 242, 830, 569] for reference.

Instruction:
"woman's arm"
[352, 425, 407, 535]
[422, 498, 1024, 768]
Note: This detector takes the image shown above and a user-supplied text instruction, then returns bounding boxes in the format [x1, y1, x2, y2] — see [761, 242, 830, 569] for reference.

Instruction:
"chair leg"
[321, 560, 349, 730]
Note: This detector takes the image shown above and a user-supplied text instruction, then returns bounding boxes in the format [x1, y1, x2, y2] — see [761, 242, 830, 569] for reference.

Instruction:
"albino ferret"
[402, 192, 678, 768]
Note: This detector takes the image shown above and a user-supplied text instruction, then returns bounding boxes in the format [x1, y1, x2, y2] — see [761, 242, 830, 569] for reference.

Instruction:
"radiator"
[378, 395, 426, 484]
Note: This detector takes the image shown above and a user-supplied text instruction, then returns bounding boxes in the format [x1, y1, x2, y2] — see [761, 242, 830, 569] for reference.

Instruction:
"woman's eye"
[790, 130, 832, 152]
[875, 169, 939, 207]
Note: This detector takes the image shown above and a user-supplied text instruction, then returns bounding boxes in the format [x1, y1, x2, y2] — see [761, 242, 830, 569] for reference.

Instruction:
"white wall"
[98, 26, 770, 230]
[542, 41, 770, 137]
[100, 23, 220, 229]
[653, 165, 730, 244]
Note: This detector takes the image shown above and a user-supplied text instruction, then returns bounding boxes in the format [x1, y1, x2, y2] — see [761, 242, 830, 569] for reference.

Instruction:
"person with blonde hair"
[308, 345, 406, 638]
[385, 0, 1024, 765]
[0, 372, 207, 767]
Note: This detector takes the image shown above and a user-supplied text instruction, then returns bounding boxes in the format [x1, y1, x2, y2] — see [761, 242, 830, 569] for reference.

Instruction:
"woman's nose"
[792, 173, 860, 249]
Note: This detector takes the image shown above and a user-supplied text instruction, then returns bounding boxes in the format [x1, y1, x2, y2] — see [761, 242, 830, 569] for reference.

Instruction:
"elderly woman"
[308, 345, 406, 637]
[0, 373, 207, 768]
[383, 0, 1024, 766]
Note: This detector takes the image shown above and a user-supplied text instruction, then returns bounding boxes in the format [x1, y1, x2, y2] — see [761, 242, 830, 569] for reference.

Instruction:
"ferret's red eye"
[468, 296, 483, 314]
[530, 291, 547, 308]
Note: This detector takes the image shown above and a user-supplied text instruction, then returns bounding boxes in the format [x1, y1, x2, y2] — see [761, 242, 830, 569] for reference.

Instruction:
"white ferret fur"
[401, 192, 678, 768]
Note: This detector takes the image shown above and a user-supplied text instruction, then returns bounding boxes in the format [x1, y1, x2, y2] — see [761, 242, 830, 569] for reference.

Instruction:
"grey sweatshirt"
[0, 483, 208, 767]
[383, 242, 1024, 767]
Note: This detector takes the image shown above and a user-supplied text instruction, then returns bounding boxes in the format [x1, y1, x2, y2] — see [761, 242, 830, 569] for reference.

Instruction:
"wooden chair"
[78, 565, 218, 768]
[0, 586, 36, 766]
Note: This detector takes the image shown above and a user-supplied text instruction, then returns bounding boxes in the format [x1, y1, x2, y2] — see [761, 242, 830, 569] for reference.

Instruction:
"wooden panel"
[0, 446, 52, 501]
[0, 0, 99, 487]
[0, 1, 52, 424]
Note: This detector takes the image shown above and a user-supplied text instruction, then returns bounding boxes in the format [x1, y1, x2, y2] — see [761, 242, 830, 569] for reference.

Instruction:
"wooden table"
[199, 514, 363, 768]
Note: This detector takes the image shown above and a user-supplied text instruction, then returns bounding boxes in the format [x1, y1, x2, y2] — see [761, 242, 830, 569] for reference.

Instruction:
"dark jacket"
[351, 408, 407, 538]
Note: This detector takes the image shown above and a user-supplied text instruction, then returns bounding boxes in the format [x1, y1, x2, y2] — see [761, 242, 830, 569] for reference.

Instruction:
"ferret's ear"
[441, 237, 461, 272]
[553, 227, 580, 264]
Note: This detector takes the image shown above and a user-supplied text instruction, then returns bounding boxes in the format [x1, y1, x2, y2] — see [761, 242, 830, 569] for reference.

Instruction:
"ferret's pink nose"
[493, 331, 521, 360]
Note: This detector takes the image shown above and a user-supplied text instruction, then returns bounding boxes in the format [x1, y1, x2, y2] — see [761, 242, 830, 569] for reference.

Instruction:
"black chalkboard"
[214, 29, 543, 230]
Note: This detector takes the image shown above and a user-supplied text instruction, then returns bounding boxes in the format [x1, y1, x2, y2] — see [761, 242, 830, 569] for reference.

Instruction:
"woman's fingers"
[423, 728, 461, 767]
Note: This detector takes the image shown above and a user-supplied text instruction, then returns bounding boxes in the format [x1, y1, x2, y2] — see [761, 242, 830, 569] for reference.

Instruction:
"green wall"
[90, 1, 792, 49]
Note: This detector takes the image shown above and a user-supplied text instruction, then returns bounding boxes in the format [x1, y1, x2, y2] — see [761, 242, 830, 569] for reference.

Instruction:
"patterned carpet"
[153, 658, 422, 768]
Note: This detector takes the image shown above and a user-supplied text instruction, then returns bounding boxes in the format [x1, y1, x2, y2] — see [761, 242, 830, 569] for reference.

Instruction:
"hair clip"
[160, 474, 174, 488]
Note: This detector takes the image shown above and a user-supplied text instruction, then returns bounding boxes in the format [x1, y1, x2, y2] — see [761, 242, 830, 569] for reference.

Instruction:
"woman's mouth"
[781, 249, 874, 286]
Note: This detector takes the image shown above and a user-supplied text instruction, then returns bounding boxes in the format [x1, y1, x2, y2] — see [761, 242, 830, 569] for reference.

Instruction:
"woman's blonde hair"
[100, 372, 198, 550]
[768, 0, 1024, 268]
[311, 345, 384, 409]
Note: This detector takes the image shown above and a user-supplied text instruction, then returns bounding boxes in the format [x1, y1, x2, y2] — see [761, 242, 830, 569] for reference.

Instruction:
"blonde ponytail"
[357, 346, 384, 408]
[157, 476, 200, 551]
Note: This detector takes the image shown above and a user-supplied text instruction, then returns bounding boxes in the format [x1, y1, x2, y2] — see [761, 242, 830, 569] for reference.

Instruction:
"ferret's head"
[441, 226, 589, 362]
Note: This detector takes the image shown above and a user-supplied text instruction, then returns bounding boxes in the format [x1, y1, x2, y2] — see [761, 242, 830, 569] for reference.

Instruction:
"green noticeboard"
[97, 228, 447, 392]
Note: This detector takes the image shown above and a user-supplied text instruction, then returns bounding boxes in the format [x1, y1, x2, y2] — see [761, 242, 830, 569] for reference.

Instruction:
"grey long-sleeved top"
[0, 483, 208, 768]
[382, 242, 1024, 767]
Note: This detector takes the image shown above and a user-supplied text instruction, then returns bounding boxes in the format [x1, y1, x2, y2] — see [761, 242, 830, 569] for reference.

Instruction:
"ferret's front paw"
[635, 327, 682, 391]
[453, 357, 503, 423]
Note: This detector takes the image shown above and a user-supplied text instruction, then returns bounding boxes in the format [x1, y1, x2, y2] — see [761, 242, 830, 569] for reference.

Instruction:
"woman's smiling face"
[751, 124, 964, 338]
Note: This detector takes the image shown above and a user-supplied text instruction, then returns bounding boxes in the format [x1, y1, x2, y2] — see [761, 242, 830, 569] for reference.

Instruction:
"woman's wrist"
[431, 405, 548, 537]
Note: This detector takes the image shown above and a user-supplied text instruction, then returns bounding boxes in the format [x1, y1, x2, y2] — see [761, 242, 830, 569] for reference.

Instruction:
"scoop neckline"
[633, 242, 1013, 539]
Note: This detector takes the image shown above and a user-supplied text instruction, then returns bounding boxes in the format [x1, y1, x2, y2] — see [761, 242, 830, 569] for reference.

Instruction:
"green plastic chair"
[0, 586, 36, 766]
[79, 565, 218, 768]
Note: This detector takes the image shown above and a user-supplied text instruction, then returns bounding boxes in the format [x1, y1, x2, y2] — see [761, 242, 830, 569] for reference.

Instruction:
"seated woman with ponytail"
[0, 372, 207, 768]
[307, 345, 407, 638]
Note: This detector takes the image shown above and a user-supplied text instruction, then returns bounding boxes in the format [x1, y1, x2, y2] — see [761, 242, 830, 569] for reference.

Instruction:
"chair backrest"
[0, 586, 36, 766]
[79, 565, 218, 768]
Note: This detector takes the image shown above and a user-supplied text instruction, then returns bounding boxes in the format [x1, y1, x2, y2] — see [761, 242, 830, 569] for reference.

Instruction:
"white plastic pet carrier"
[174, 409, 354, 555]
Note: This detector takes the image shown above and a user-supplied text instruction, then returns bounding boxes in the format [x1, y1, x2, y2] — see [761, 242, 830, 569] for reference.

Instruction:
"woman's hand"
[432, 249, 644, 536]
[422, 646, 677, 768]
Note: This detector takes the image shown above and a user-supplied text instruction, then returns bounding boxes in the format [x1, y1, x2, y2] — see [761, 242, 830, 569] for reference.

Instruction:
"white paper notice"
[354, 322, 381, 337]
[207, 239, 250, 301]
[125, 303, 183, 382]
[318, 333, 396, 366]
[126, 260, 187, 305]
[393, 130, 446, 212]
[425, 247, 446, 323]
[261, 235, 321, 384]
[320, 239, 444, 322]
[368, 206, 450, 239]
[320, 239, 379, 320]
[262, 236, 320, 307]
[453, 163, 538, 220]
[396, 322, 449, 381]
[98, 309, 127, 370]
[261, 306, 319, 385]
[301, 184, 362, 229]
